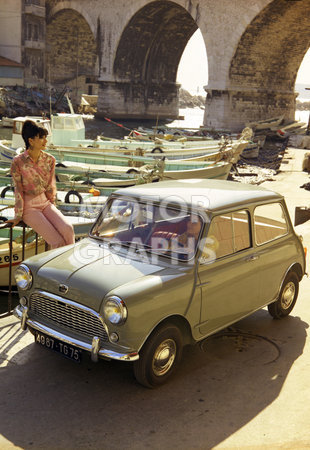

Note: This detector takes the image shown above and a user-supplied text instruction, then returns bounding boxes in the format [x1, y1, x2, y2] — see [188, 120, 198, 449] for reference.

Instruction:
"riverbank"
[1, 85, 308, 131]
[0, 85, 205, 122]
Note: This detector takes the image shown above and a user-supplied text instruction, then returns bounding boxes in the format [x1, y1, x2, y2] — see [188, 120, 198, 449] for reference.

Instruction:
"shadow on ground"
[0, 308, 307, 450]
[0, 292, 19, 316]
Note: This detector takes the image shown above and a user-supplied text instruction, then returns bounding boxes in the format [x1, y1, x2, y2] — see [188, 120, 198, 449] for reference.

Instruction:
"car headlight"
[103, 296, 127, 325]
[15, 264, 32, 290]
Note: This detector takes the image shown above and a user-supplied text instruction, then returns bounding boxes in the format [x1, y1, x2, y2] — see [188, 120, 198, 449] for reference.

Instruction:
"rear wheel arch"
[268, 270, 299, 319]
[289, 263, 304, 281]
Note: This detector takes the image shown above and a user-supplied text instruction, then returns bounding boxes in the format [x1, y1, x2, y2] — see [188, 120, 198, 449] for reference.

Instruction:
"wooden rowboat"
[0, 227, 45, 286]
[0, 208, 100, 286]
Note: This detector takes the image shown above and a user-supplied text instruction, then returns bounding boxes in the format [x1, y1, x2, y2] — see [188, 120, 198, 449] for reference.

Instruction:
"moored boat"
[91, 161, 232, 187]
[0, 207, 101, 286]
[0, 227, 46, 286]
[0, 117, 14, 128]
[0, 110, 253, 170]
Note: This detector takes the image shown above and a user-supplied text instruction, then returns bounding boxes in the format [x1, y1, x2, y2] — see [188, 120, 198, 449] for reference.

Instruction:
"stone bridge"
[46, 0, 310, 131]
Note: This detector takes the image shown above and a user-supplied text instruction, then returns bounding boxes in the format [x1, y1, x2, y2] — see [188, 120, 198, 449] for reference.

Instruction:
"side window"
[232, 210, 251, 252]
[254, 203, 288, 245]
[208, 214, 233, 259]
[204, 210, 250, 261]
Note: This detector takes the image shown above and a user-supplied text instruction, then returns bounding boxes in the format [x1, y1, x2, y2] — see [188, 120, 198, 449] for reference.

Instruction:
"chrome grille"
[29, 292, 108, 343]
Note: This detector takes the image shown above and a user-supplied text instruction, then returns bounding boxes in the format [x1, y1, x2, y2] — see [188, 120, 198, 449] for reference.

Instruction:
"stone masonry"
[45, 0, 310, 131]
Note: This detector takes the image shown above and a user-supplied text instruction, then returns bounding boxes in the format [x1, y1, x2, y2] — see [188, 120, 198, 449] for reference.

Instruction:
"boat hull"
[0, 238, 46, 286]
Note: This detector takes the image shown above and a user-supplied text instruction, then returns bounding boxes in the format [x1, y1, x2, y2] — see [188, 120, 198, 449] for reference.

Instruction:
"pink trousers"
[23, 193, 75, 249]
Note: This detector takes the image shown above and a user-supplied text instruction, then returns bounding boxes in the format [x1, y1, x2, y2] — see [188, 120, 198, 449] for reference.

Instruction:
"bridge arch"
[113, 1, 199, 83]
[98, 0, 204, 119]
[43, 0, 309, 130]
[205, 0, 310, 130]
[46, 3, 98, 99]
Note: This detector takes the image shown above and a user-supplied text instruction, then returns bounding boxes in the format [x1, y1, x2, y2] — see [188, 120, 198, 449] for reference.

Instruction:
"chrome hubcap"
[281, 281, 295, 309]
[152, 339, 177, 376]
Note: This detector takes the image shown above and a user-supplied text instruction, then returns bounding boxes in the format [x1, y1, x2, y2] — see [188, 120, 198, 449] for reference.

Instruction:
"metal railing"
[0, 221, 48, 318]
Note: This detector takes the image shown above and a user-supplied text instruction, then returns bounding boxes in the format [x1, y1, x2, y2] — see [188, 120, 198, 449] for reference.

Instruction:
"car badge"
[59, 284, 68, 294]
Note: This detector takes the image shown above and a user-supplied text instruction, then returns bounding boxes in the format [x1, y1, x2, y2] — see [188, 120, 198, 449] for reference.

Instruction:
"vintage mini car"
[14, 179, 306, 387]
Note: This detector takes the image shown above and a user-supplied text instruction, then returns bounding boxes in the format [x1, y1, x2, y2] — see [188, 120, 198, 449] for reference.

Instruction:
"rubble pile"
[230, 114, 309, 185]
[0, 86, 71, 117]
[230, 139, 288, 185]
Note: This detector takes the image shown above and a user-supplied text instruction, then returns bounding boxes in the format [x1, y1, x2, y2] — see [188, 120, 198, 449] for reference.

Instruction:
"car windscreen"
[90, 197, 203, 261]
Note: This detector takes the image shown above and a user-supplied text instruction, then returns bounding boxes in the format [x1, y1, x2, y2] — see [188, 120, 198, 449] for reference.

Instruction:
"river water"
[0, 107, 205, 141]
[84, 107, 206, 140]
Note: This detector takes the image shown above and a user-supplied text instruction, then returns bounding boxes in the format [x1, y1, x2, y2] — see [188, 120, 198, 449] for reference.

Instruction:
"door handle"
[245, 254, 259, 262]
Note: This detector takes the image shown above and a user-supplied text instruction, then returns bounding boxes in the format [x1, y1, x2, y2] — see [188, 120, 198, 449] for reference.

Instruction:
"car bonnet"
[34, 238, 165, 310]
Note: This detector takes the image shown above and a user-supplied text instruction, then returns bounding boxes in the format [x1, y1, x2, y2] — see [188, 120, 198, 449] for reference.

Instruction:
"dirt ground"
[1, 145, 310, 450]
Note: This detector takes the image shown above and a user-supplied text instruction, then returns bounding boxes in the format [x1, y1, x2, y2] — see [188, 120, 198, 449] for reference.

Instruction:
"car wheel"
[268, 272, 299, 319]
[133, 324, 183, 388]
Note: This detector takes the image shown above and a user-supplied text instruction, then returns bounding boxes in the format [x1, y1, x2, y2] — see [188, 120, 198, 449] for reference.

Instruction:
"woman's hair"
[22, 120, 48, 149]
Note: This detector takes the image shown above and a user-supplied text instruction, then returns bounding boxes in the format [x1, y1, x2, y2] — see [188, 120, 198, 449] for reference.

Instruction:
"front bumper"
[14, 304, 139, 362]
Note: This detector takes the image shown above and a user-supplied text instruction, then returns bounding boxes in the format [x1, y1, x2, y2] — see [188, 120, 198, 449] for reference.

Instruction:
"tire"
[127, 168, 139, 174]
[1, 186, 14, 198]
[64, 190, 83, 204]
[268, 272, 299, 319]
[133, 323, 183, 388]
[151, 147, 163, 154]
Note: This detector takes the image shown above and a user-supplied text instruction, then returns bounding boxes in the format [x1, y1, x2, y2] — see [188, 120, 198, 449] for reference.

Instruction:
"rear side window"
[254, 203, 288, 245]
[204, 210, 250, 260]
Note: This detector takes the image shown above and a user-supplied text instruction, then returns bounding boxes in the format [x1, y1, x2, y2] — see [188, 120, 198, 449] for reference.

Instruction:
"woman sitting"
[7, 120, 75, 249]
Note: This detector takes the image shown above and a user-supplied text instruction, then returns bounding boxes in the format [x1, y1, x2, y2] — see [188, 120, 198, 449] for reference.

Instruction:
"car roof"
[113, 179, 283, 212]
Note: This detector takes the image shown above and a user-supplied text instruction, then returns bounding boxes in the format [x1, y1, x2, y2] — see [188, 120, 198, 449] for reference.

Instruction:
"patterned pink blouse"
[11, 150, 57, 220]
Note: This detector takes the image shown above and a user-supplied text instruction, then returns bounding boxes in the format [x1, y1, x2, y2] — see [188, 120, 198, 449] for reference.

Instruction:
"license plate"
[35, 331, 81, 363]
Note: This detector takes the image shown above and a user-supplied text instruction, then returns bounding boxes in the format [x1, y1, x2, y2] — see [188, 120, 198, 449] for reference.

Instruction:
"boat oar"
[103, 117, 142, 136]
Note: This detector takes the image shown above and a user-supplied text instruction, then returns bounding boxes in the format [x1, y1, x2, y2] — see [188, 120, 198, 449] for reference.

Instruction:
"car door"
[197, 209, 261, 337]
[252, 202, 295, 304]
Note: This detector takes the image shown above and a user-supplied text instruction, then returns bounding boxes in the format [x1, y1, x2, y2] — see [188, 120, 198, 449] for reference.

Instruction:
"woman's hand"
[5, 218, 21, 227]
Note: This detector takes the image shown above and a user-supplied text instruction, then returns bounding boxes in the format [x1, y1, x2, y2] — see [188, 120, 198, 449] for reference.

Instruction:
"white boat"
[0, 111, 87, 161]
[91, 160, 232, 187]
[0, 117, 14, 127]
[241, 142, 260, 159]
[0, 184, 108, 224]
[0, 113, 232, 153]
[241, 135, 266, 159]
[0, 113, 93, 161]
[0, 207, 99, 286]
[246, 116, 284, 131]
[0, 116, 51, 162]
[0, 230, 47, 286]
[0, 111, 252, 166]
